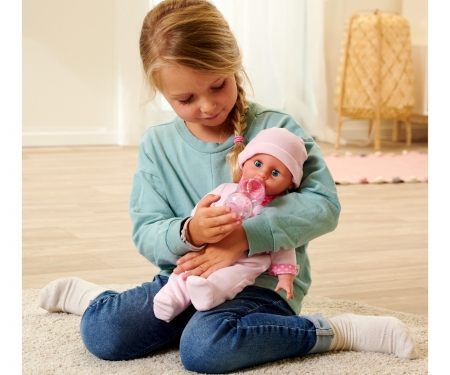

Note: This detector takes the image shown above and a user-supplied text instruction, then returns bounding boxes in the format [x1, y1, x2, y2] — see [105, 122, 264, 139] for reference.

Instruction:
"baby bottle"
[223, 178, 266, 220]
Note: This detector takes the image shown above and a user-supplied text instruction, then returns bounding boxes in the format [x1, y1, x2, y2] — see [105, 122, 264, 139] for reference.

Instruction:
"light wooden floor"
[22, 139, 428, 316]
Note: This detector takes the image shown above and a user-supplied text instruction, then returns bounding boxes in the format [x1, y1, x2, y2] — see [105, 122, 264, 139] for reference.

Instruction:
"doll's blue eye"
[271, 170, 280, 177]
[254, 160, 262, 168]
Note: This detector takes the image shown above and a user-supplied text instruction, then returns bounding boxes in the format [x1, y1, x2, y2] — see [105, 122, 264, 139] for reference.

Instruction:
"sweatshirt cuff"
[242, 215, 274, 256]
[166, 218, 195, 256]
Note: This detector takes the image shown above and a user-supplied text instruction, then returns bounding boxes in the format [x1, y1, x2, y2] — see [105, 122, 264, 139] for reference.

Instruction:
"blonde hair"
[139, 0, 249, 182]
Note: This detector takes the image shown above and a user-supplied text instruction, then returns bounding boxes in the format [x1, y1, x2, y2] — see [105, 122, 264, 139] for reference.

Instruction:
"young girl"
[153, 127, 307, 322]
[38, 1, 418, 373]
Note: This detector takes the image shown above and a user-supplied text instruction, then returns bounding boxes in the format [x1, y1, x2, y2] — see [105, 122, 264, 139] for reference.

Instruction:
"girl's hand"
[174, 225, 248, 279]
[187, 194, 241, 246]
[274, 274, 296, 300]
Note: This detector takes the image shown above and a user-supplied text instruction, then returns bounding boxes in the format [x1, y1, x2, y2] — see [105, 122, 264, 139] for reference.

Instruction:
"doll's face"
[242, 154, 294, 195]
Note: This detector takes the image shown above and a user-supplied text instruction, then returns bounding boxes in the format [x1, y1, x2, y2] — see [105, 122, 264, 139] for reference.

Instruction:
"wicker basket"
[334, 10, 415, 150]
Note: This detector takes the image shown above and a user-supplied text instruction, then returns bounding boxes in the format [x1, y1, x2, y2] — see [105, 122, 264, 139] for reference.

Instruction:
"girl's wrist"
[181, 217, 207, 250]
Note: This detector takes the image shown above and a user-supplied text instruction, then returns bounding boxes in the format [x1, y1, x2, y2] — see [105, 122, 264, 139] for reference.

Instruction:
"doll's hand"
[174, 225, 248, 279]
[187, 194, 242, 246]
[274, 274, 296, 300]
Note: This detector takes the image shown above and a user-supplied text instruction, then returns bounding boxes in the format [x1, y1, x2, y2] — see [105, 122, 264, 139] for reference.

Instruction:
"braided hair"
[139, 0, 250, 182]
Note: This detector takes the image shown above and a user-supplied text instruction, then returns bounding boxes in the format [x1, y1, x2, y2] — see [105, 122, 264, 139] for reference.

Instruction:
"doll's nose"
[257, 171, 268, 180]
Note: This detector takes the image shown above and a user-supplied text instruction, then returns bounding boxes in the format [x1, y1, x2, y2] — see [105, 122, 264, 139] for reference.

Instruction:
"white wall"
[23, 0, 117, 146]
[402, 0, 428, 115]
[22, 0, 154, 147]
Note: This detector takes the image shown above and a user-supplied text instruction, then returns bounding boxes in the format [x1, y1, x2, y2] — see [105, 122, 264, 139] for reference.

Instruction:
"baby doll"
[153, 128, 307, 322]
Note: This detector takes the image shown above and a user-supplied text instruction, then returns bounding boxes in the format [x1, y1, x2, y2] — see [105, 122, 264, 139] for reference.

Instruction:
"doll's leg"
[186, 254, 271, 311]
[153, 273, 192, 322]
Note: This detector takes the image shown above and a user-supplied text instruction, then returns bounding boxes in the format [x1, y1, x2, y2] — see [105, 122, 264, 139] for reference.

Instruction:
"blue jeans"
[80, 275, 334, 373]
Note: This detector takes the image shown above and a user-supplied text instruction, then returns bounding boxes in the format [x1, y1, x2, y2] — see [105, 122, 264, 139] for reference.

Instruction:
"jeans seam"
[85, 291, 116, 311]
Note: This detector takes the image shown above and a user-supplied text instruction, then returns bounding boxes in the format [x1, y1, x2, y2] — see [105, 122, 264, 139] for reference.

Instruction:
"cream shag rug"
[23, 284, 428, 375]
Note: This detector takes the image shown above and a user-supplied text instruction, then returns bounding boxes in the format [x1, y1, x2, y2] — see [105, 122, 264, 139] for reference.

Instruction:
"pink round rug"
[324, 151, 428, 184]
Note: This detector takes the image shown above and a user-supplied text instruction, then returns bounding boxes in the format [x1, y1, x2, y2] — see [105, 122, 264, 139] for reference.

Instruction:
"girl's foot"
[38, 277, 106, 315]
[328, 314, 418, 359]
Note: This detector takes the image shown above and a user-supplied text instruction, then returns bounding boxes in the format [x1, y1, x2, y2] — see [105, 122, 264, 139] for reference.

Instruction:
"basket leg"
[392, 119, 400, 142]
[374, 117, 381, 151]
[405, 118, 412, 147]
[335, 116, 343, 149]
[368, 120, 373, 138]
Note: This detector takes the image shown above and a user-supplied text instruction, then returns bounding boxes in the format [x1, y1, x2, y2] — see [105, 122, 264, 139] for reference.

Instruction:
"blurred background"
[22, 0, 428, 147]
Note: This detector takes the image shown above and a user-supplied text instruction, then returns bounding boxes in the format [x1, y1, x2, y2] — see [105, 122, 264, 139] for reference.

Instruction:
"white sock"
[38, 277, 107, 316]
[328, 314, 418, 359]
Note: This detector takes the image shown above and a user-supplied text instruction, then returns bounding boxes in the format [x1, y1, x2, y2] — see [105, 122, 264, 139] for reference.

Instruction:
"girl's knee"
[80, 310, 129, 360]
[179, 315, 232, 373]
[79, 296, 149, 361]
[180, 339, 225, 373]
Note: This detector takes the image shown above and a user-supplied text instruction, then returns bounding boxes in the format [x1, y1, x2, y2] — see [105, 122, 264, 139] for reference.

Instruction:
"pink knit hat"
[238, 128, 308, 188]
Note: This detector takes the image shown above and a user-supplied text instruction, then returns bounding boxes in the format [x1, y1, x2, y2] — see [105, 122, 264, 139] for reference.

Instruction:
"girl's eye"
[211, 80, 226, 91]
[254, 160, 262, 168]
[179, 96, 193, 105]
[271, 170, 280, 177]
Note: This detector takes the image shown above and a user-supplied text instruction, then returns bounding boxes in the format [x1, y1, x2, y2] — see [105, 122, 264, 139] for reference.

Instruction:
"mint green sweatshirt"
[129, 102, 340, 314]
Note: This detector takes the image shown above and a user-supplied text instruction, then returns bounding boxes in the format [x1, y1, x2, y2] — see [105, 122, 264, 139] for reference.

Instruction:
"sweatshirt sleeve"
[129, 140, 194, 273]
[242, 115, 341, 256]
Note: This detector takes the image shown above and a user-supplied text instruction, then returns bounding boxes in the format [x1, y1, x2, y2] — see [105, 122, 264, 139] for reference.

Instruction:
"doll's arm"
[269, 247, 297, 268]
[269, 248, 298, 300]
[274, 274, 296, 300]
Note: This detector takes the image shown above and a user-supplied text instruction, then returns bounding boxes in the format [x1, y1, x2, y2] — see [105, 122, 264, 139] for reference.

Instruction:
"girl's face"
[159, 64, 238, 131]
[242, 154, 294, 196]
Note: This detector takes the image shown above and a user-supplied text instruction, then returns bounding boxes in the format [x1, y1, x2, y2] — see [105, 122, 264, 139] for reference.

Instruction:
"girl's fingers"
[209, 221, 241, 239]
[199, 208, 235, 225]
[199, 263, 223, 279]
[174, 252, 222, 279]
[213, 212, 240, 226]
[176, 251, 200, 265]
[196, 194, 222, 209]
[180, 261, 210, 280]
[174, 253, 212, 274]
[192, 214, 241, 244]
[173, 250, 205, 274]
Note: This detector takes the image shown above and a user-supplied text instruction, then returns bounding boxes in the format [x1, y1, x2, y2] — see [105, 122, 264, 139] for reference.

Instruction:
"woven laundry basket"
[334, 10, 415, 150]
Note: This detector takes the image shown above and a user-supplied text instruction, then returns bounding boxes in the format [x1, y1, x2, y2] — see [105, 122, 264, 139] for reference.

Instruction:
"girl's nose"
[200, 99, 216, 114]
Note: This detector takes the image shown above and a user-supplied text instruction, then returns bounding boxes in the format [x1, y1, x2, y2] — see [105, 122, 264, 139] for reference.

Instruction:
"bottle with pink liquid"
[223, 178, 266, 220]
